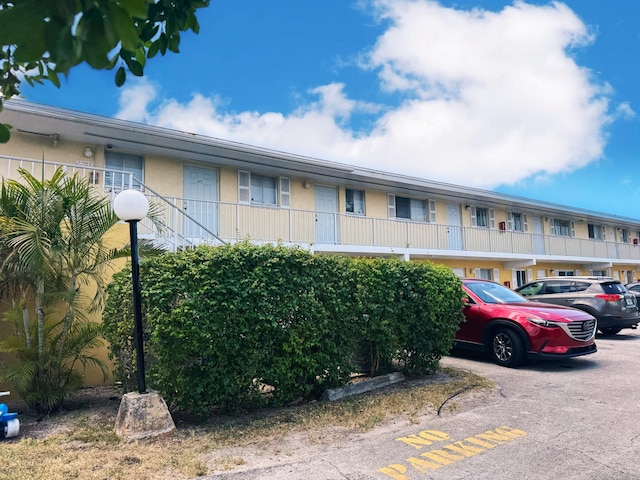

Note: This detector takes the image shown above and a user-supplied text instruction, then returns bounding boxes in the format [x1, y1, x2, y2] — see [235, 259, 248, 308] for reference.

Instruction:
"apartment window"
[387, 194, 436, 222]
[619, 228, 631, 243]
[451, 268, 465, 278]
[588, 224, 606, 241]
[397, 197, 424, 221]
[556, 270, 575, 277]
[508, 212, 527, 232]
[346, 189, 365, 215]
[475, 268, 493, 280]
[238, 171, 290, 207]
[550, 219, 574, 237]
[105, 151, 143, 190]
[470, 206, 495, 228]
[251, 174, 277, 205]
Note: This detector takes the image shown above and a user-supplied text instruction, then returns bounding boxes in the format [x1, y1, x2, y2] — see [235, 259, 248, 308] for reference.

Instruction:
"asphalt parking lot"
[205, 329, 640, 479]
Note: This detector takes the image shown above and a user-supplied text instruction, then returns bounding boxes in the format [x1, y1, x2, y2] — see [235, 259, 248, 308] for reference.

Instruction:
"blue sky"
[17, 0, 640, 220]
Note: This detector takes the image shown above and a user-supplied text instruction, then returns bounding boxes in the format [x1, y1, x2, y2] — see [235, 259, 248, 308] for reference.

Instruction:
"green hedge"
[351, 258, 464, 376]
[102, 243, 464, 416]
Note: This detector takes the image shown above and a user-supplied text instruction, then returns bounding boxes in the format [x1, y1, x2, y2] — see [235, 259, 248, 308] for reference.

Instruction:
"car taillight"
[595, 294, 621, 302]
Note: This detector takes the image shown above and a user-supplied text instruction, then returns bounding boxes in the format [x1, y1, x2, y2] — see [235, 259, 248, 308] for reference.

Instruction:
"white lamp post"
[113, 189, 149, 394]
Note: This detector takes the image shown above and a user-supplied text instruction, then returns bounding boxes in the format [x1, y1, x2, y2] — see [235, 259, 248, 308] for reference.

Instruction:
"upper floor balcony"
[2, 154, 638, 265]
[157, 199, 640, 263]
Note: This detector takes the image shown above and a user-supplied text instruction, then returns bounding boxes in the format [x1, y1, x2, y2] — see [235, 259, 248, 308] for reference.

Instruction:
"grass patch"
[1, 367, 493, 479]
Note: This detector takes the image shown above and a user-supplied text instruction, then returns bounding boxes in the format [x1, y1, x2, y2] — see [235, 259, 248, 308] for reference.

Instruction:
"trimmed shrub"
[394, 261, 465, 375]
[351, 258, 464, 376]
[104, 243, 359, 415]
[103, 243, 464, 416]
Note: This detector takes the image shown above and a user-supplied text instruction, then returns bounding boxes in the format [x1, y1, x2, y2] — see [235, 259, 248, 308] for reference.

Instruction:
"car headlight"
[526, 317, 561, 328]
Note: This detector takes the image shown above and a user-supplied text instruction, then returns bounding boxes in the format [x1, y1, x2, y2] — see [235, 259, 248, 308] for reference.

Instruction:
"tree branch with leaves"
[0, 0, 210, 142]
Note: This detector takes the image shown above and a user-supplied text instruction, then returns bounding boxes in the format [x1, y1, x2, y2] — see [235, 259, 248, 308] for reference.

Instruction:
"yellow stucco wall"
[292, 180, 315, 211]
[219, 167, 237, 203]
[144, 155, 183, 198]
[0, 133, 106, 179]
[1, 133, 84, 163]
[573, 222, 588, 238]
[362, 189, 388, 219]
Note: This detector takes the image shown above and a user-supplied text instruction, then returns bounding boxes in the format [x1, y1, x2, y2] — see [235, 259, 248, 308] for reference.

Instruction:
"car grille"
[567, 319, 597, 341]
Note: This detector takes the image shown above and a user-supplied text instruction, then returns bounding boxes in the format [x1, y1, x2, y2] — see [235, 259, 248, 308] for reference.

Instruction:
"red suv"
[455, 279, 597, 367]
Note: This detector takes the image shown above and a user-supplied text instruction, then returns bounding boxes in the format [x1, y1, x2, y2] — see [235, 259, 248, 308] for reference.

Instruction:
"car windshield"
[465, 281, 526, 304]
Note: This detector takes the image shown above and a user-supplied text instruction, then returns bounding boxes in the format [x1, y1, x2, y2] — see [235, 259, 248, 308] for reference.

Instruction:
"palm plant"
[0, 167, 134, 413]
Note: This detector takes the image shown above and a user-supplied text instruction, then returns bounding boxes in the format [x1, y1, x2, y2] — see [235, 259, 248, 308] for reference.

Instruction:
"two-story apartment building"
[2, 100, 640, 289]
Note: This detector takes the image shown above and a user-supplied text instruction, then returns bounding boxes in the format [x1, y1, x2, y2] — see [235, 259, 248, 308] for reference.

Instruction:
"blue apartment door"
[315, 185, 338, 243]
[446, 203, 463, 250]
[183, 166, 219, 237]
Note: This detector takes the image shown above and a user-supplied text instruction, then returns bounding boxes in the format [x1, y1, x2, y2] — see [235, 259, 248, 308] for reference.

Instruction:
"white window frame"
[507, 211, 528, 232]
[279, 177, 291, 209]
[428, 199, 437, 223]
[473, 268, 498, 281]
[588, 223, 606, 241]
[550, 218, 575, 237]
[387, 194, 436, 222]
[619, 228, 631, 243]
[556, 270, 575, 277]
[346, 188, 365, 215]
[238, 170, 290, 207]
[470, 206, 495, 228]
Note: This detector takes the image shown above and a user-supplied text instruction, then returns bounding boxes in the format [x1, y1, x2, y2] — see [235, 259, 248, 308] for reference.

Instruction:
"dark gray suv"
[515, 277, 640, 336]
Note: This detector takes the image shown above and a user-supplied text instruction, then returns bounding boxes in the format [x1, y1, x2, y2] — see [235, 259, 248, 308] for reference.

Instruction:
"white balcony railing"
[1, 154, 639, 261]
[145, 194, 640, 261]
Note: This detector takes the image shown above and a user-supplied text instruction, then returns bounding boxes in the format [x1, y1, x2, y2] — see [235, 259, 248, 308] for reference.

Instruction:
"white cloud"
[116, 0, 615, 189]
[115, 79, 158, 123]
[615, 102, 634, 120]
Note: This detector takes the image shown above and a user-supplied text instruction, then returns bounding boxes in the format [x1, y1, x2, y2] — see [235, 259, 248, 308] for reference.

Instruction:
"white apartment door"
[315, 185, 338, 243]
[183, 166, 219, 238]
[446, 203, 463, 250]
[532, 216, 545, 254]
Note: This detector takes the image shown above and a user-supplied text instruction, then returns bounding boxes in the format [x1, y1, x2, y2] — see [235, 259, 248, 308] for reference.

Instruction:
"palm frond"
[0, 167, 124, 412]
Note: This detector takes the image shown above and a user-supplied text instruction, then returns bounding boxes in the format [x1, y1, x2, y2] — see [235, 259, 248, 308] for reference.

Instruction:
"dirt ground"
[8, 385, 123, 440]
[10, 372, 492, 440]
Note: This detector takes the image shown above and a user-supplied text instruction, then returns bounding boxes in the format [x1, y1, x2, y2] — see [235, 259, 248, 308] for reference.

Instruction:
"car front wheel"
[490, 328, 526, 367]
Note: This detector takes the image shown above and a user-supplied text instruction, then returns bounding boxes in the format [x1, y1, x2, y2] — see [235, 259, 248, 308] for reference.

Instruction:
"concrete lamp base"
[114, 391, 176, 442]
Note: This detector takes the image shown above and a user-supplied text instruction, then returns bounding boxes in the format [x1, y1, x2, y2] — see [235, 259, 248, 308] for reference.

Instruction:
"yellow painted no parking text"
[378, 425, 527, 479]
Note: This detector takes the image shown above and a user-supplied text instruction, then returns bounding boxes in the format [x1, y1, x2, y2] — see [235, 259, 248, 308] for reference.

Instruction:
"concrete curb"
[321, 372, 406, 401]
